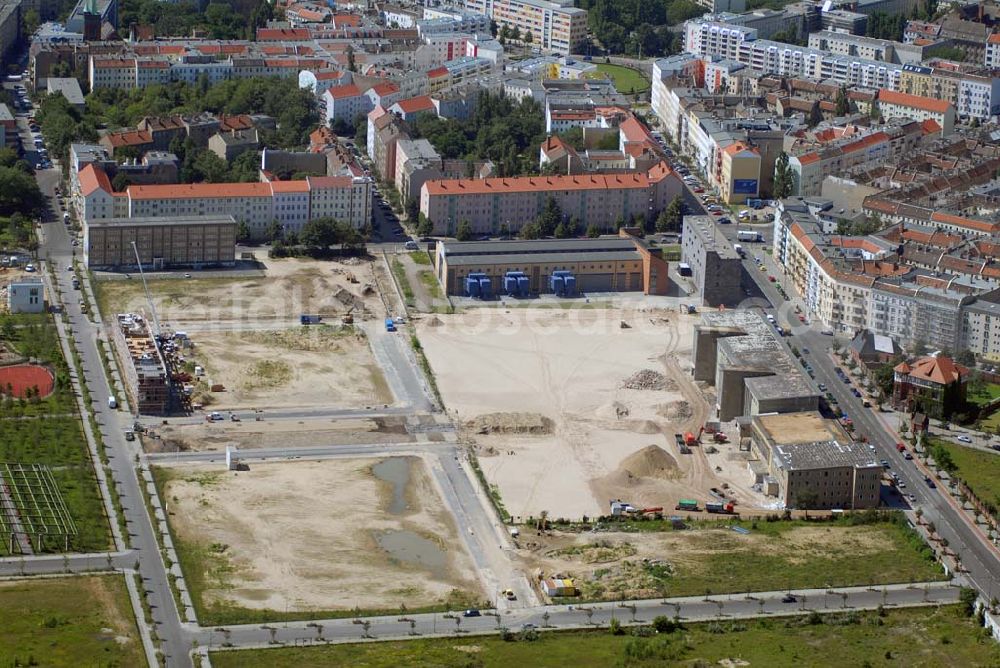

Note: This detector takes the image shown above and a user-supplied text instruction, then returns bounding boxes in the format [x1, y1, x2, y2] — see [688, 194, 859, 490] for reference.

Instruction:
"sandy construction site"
[95, 256, 382, 326]
[417, 308, 765, 520]
[162, 457, 482, 614]
[184, 326, 392, 411]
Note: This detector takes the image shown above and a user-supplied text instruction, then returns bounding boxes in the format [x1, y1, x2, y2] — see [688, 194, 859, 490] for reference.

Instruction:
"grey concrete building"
[46, 77, 85, 109]
[693, 310, 819, 421]
[681, 215, 743, 307]
[751, 411, 882, 509]
[84, 215, 237, 270]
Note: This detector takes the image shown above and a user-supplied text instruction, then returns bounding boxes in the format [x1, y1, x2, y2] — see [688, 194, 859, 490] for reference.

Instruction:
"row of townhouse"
[684, 18, 1000, 120]
[88, 54, 329, 90]
[788, 118, 938, 196]
[649, 76, 786, 203]
[773, 199, 1000, 355]
[323, 56, 495, 123]
[77, 164, 371, 238]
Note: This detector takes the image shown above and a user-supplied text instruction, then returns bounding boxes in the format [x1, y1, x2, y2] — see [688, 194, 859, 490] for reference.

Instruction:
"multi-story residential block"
[877, 89, 956, 134]
[76, 164, 371, 238]
[420, 162, 683, 236]
[986, 33, 1000, 69]
[961, 290, 1000, 362]
[463, 0, 587, 54]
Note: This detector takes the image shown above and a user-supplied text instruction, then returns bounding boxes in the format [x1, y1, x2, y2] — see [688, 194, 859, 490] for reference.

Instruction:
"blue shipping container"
[479, 277, 492, 299]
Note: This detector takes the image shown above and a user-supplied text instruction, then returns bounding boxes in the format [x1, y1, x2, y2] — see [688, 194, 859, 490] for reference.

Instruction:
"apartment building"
[986, 33, 1000, 70]
[77, 164, 372, 238]
[420, 162, 683, 236]
[463, 0, 587, 54]
[961, 291, 1000, 362]
[684, 17, 1000, 120]
[876, 89, 956, 134]
[787, 120, 934, 196]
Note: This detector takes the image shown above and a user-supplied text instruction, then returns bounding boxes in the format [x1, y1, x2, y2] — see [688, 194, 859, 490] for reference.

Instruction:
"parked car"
[782, 593, 797, 603]
[463, 609, 481, 617]
[957, 435, 972, 443]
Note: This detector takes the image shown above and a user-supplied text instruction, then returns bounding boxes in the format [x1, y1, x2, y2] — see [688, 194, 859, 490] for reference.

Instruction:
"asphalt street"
[36, 181, 191, 664]
[199, 582, 958, 651]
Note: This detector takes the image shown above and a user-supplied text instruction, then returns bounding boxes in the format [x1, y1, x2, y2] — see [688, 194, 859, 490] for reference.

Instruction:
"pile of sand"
[620, 369, 675, 391]
[619, 445, 680, 480]
[657, 401, 692, 420]
[425, 316, 444, 328]
[467, 412, 553, 435]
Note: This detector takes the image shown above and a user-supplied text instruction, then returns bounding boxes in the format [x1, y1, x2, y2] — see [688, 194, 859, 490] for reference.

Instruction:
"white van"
[108, 396, 117, 409]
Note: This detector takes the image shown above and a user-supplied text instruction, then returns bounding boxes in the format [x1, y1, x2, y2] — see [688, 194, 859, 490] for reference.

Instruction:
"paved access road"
[37, 182, 191, 665]
[200, 582, 958, 651]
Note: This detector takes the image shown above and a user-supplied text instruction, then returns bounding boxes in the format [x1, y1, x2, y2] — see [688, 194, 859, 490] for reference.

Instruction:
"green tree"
[405, 198, 419, 222]
[0, 148, 17, 168]
[347, 45, 356, 72]
[417, 213, 434, 237]
[554, 221, 570, 238]
[455, 220, 473, 241]
[264, 219, 284, 243]
[523, 30, 533, 49]
[111, 172, 132, 192]
[807, 103, 823, 128]
[657, 195, 684, 232]
[537, 196, 563, 236]
[235, 219, 251, 242]
[300, 217, 341, 250]
[586, 224, 601, 238]
[835, 86, 850, 116]
[0, 167, 44, 217]
[520, 221, 541, 239]
[773, 151, 793, 199]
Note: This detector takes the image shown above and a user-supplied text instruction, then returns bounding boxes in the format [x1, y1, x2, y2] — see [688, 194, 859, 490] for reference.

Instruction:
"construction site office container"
[465, 276, 481, 298]
[549, 274, 564, 294]
[479, 276, 492, 299]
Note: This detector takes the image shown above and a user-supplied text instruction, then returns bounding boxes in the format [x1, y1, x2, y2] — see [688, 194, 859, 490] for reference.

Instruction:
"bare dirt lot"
[161, 458, 483, 617]
[146, 416, 414, 453]
[417, 309, 766, 520]
[183, 326, 392, 410]
[94, 256, 382, 325]
[514, 518, 942, 601]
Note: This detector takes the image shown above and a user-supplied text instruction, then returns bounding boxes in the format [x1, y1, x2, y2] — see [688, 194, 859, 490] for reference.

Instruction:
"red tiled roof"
[903, 355, 965, 385]
[427, 67, 448, 78]
[128, 182, 273, 200]
[394, 95, 435, 114]
[878, 89, 952, 115]
[79, 164, 113, 196]
[325, 83, 361, 100]
[425, 170, 664, 196]
[369, 82, 399, 97]
[256, 28, 311, 40]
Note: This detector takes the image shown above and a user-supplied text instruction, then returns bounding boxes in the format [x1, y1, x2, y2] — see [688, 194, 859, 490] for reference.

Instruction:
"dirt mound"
[467, 412, 553, 435]
[425, 316, 444, 328]
[656, 401, 692, 420]
[333, 287, 365, 310]
[620, 369, 675, 391]
[619, 445, 680, 480]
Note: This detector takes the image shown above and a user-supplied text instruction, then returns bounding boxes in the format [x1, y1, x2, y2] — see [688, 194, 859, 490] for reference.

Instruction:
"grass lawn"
[0, 575, 143, 667]
[558, 513, 943, 602]
[390, 258, 416, 307]
[410, 250, 432, 265]
[592, 63, 650, 94]
[211, 606, 999, 668]
[968, 382, 1000, 407]
[418, 270, 443, 300]
[927, 437, 1000, 510]
[0, 416, 111, 554]
[659, 244, 681, 262]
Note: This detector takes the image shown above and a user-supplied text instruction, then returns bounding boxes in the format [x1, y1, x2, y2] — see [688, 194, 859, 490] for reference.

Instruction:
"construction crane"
[131, 241, 162, 337]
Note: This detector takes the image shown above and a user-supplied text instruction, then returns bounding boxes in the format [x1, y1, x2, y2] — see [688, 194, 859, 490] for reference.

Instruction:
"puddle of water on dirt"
[372, 457, 410, 514]
[375, 529, 447, 578]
